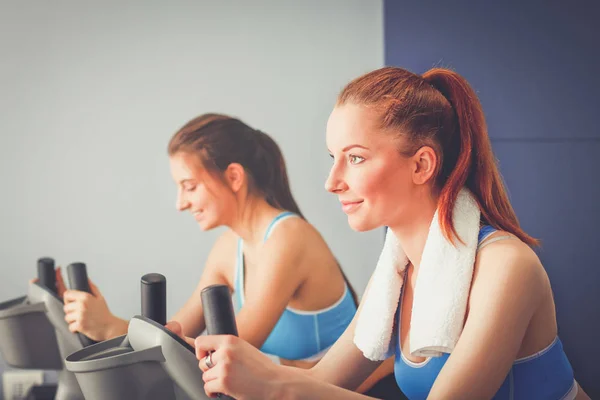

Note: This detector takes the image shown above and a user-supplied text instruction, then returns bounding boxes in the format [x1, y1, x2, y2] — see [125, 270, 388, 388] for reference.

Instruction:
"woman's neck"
[229, 196, 281, 246]
[388, 191, 439, 273]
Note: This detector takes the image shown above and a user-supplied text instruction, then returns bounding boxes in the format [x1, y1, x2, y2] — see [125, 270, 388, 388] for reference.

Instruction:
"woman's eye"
[184, 186, 196, 192]
[349, 154, 365, 165]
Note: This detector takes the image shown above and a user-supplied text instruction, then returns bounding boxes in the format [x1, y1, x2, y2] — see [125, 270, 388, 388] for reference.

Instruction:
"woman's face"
[169, 152, 236, 231]
[325, 103, 422, 232]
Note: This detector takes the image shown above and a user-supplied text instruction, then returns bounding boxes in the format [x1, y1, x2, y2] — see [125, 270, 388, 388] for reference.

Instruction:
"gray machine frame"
[0, 282, 86, 400]
[66, 315, 209, 400]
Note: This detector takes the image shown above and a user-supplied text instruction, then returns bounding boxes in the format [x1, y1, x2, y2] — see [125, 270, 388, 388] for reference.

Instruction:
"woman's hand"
[63, 280, 126, 341]
[165, 320, 196, 348]
[55, 266, 67, 298]
[195, 335, 288, 400]
[30, 266, 68, 298]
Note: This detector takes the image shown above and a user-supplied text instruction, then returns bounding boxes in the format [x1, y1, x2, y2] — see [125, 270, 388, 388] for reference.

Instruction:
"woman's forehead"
[326, 104, 402, 151]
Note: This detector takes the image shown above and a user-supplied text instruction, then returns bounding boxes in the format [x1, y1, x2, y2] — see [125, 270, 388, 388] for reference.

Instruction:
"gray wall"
[384, 0, 599, 397]
[0, 1, 384, 395]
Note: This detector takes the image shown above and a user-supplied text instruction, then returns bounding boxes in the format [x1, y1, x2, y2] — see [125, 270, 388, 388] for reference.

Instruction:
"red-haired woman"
[193, 68, 590, 400]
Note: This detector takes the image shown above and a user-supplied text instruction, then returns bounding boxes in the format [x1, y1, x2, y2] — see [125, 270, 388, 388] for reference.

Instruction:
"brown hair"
[168, 113, 304, 218]
[338, 67, 538, 246]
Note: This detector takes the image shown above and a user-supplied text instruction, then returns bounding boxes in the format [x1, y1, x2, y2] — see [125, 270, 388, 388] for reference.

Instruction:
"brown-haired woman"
[62, 114, 359, 372]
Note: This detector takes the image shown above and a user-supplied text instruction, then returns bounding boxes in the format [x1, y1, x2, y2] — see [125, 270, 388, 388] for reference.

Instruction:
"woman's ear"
[411, 146, 437, 185]
[224, 163, 246, 192]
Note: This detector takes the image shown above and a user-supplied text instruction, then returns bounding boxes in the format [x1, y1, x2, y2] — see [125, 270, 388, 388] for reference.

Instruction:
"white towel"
[354, 189, 481, 360]
[353, 227, 408, 361]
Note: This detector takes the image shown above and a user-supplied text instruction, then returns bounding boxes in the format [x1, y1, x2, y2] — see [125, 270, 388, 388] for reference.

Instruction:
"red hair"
[338, 67, 538, 247]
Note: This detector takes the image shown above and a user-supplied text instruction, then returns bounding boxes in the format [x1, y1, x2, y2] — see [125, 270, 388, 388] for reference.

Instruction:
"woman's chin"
[196, 218, 218, 231]
[347, 216, 379, 232]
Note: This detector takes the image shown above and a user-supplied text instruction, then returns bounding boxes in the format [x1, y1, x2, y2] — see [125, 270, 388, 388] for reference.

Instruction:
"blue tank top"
[233, 211, 356, 361]
[394, 226, 577, 399]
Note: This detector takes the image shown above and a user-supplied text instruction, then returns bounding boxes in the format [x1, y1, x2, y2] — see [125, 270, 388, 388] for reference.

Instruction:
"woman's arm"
[63, 231, 233, 341]
[63, 280, 129, 341]
[196, 335, 379, 400]
[428, 243, 545, 399]
[170, 230, 235, 337]
[193, 268, 389, 399]
[307, 271, 384, 390]
[306, 311, 383, 390]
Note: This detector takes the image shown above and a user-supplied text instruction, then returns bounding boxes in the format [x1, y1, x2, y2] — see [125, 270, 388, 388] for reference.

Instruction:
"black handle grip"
[67, 262, 91, 293]
[201, 284, 238, 399]
[201, 285, 238, 336]
[37, 257, 56, 294]
[141, 273, 167, 326]
[66, 262, 97, 347]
